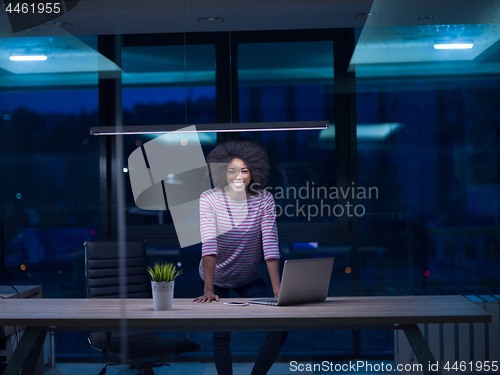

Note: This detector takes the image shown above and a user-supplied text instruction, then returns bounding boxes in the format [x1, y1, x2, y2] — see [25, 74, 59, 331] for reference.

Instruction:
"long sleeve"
[261, 193, 280, 260]
[200, 191, 218, 257]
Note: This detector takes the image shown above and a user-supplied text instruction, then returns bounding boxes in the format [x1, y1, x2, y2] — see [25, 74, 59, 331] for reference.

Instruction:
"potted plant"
[147, 262, 182, 311]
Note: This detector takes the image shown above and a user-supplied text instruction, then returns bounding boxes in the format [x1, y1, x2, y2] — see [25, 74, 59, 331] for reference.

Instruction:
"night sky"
[0, 86, 215, 116]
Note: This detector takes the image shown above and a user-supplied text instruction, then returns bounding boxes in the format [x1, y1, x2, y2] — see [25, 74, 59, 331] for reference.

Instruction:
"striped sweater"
[198, 188, 280, 289]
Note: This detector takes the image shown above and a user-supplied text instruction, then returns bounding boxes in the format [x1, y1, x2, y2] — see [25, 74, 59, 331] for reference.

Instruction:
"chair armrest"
[87, 331, 113, 355]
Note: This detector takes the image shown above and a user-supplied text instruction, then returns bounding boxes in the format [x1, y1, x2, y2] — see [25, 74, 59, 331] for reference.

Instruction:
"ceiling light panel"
[351, 24, 496, 65]
[0, 35, 119, 75]
[9, 55, 47, 61]
[434, 43, 474, 50]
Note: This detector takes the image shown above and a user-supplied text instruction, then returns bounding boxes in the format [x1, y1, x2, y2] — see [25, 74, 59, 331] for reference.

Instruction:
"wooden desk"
[1, 286, 42, 337]
[0, 295, 491, 375]
[0, 286, 43, 375]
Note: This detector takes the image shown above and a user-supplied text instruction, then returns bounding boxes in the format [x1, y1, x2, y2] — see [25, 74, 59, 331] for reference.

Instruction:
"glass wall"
[0, 35, 100, 297]
[4, 17, 500, 364]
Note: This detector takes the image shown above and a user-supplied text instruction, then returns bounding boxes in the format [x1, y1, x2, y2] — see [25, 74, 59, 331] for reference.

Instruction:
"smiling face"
[226, 158, 251, 195]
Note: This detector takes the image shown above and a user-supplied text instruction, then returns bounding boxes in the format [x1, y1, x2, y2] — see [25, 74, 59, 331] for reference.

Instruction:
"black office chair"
[84, 240, 200, 375]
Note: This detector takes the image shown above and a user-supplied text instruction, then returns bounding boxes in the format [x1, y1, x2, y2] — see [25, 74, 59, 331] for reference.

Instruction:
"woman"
[192, 138, 288, 375]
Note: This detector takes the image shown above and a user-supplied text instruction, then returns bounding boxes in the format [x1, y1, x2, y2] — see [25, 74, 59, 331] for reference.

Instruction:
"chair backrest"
[85, 240, 152, 299]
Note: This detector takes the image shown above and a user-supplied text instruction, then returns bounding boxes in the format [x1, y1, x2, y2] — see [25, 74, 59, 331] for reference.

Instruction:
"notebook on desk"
[248, 257, 334, 306]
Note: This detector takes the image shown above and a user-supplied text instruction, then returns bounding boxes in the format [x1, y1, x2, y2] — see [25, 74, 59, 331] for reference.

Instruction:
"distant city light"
[424, 270, 430, 276]
[83, 138, 89, 145]
[10, 55, 47, 61]
[20, 264, 26, 271]
[135, 139, 142, 147]
[123, 167, 129, 173]
[434, 43, 473, 50]
[90, 229, 96, 235]
[16, 193, 22, 199]
[345, 267, 352, 274]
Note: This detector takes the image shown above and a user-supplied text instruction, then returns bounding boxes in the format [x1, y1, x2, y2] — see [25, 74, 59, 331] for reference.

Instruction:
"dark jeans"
[212, 278, 288, 375]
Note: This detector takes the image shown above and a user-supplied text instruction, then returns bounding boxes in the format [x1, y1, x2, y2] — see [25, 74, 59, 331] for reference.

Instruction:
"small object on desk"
[224, 302, 249, 306]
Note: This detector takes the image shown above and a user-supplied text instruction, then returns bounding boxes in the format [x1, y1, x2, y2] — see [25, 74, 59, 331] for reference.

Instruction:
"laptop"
[248, 257, 334, 306]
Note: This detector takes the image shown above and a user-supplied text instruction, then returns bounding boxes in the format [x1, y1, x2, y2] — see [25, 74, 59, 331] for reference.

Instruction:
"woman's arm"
[266, 258, 281, 298]
[261, 192, 281, 297]
[192, 191, 219, 303]
[192, 255, 220, 303]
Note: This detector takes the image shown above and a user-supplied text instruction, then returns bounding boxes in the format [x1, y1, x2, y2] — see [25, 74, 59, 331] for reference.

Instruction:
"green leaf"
[147, 262, 183, 282]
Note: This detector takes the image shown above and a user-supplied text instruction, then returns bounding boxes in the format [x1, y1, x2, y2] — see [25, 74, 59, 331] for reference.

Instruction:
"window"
[120, 43, 217, 227]
[357, 78, 500, 294]
[238, 41, 337, 225]
[0, 35, 100, 294]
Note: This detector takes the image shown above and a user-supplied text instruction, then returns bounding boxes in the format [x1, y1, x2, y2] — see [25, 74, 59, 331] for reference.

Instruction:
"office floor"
[43, 361, 394, 374]
[43, 362, 283, 375]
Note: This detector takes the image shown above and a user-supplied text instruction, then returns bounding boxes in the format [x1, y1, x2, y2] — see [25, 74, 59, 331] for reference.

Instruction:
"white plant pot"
[151, 281, 174, 311]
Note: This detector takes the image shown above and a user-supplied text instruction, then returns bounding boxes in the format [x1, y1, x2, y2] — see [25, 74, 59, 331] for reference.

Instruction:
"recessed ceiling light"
[434, 44, 473, 50]
[417, 16, 437, 20]
[355, 12, 381, 18]
[9, 55, 48, 61]
[197, 17, 224, 23]
[55, 22, 73, 27]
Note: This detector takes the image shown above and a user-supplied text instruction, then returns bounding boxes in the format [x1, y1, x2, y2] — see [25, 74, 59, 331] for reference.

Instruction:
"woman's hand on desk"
[192, 291, 220, 303]
[194, 256, 219, 302]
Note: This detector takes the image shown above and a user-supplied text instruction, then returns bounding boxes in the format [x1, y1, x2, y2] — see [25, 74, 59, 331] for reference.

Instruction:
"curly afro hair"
[207, 138, 269, 193]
